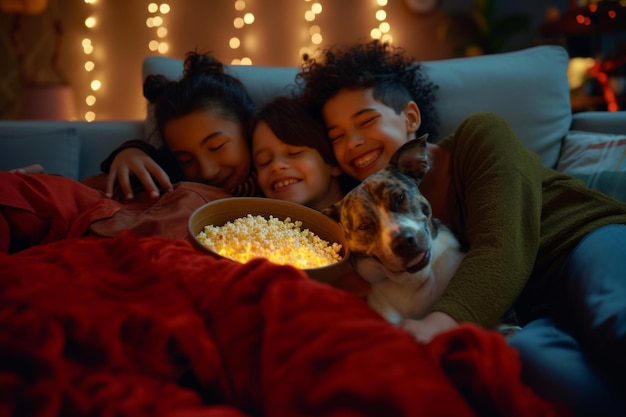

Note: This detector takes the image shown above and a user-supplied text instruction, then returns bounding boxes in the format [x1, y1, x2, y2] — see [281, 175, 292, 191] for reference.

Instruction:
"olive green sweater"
[433, 112, 626, 327]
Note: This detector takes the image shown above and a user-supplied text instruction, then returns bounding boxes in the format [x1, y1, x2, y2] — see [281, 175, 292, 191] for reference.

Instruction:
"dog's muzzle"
[392, 230, 431, 273]
[406, 250, 431, 273]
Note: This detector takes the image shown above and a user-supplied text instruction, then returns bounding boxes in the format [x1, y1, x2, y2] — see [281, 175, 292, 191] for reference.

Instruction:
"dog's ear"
[322, 202, 341, 222]
[388, 134, 429, 181]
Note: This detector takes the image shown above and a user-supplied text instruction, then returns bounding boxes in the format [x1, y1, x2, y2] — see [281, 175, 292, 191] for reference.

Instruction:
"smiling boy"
[296, 40, 626, 416]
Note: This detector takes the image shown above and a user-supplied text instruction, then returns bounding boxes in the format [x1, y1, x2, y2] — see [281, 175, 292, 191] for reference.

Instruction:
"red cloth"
[0, 172, 111, 252]
[0, 172, 230, 253]
[0, 232, 567, 417]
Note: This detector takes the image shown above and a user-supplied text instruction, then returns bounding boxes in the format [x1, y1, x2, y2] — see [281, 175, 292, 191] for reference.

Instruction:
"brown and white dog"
[323, 137, 465, 326]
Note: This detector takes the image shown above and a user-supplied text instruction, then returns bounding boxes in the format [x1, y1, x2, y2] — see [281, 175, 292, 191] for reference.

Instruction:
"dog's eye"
[421, 202, 431, 217]
[392, 191, 406, 210]
[357, 223, 370, 231]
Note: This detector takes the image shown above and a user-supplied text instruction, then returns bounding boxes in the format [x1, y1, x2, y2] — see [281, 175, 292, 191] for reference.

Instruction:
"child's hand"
[105, 148, 173, 200]
[401, 311, 458, 344]
[9, 164, 46, 174]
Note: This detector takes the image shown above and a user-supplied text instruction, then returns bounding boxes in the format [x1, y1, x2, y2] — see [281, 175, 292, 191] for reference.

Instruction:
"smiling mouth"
[272, 178, 301, 191]
[206, 175, 230, 190]
[353, 149, 382, 169]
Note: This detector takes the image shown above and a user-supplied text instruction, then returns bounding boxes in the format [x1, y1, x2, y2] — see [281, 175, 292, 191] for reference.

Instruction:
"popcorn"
[196, 214, 342, 269]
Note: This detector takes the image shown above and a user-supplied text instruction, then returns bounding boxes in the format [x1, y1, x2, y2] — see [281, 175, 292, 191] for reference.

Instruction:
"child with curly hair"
[296, 39, 626, 417]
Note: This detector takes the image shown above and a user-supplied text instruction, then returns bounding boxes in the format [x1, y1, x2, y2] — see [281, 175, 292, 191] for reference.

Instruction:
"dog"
[323, 136, 465, 326]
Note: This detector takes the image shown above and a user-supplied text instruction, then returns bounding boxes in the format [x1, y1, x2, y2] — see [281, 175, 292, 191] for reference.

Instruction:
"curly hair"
[143, 50, 256, 146]
[296, 40, 439, 140]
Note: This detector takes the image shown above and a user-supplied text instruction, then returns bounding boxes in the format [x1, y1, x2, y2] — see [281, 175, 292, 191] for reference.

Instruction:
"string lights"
[300, 0, 323, 61]
[147, 3, 170, 54]
[81, 0, 98, 122]
[230, 0, 254, 65]
[371, 0, 393, 43]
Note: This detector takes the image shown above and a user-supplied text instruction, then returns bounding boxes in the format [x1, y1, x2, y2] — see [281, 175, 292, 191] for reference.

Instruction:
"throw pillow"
[0, 128, 80, 179]
[556, 130, 626, 201]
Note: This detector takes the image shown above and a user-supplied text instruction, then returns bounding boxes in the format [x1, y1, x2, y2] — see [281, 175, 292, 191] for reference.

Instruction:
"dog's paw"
[367, 297, 403, 325]
[400, 313, 458, 344]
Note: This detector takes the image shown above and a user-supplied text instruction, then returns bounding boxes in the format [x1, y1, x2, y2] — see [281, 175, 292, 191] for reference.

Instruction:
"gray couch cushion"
[142, 56, 299, 107]
[422, 45, 571, 168]
[556, 130, 626, 201]
[0, 121, 144, 181]
[571, 111, 626, 134]
[76, 121, 144, 180]
[0, 128, 80, 179]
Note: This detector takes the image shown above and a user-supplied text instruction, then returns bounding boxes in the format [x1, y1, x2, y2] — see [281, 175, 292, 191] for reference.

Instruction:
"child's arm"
[8, 164, 46, 174]
[100, 140, 175, 200]
[105, 147, 173, 199]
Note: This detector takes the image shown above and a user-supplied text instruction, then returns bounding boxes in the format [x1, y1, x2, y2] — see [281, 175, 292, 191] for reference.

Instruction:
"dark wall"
[0, 0, 569, 121]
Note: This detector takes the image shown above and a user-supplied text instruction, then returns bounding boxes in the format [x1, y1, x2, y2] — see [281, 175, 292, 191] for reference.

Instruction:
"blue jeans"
[509, 224, 626, 417]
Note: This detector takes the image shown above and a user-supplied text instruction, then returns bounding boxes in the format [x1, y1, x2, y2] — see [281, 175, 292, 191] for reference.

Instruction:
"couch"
[1, 45, 625, 197]
[1, 45, 626, 198]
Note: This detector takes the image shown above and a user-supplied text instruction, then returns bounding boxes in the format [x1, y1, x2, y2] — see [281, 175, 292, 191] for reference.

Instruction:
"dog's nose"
[392, 231, 419, 258]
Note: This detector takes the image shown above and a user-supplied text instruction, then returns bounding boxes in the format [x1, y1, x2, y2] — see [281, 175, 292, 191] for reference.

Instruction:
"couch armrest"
[570, 111, 626, 134]
[0, 120, 144, 180]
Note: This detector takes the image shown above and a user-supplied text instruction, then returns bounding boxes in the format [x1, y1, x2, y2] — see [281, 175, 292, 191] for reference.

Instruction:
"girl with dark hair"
[101, 51, 260, 200]
[251, 96, 344, 211]
[0, 51, 261, 253]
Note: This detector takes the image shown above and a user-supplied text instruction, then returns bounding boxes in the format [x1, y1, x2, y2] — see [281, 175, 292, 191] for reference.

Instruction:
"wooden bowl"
[188, 197, 350, 286]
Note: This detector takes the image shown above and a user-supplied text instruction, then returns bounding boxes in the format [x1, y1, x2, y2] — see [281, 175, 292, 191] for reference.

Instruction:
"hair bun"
[184, 51, 224, 77]
[143, 74, 172, 102]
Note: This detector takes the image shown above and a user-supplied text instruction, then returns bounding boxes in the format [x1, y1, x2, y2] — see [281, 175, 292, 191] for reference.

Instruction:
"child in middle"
[251, 95, 369, 297]
[251, 96, 345, 212]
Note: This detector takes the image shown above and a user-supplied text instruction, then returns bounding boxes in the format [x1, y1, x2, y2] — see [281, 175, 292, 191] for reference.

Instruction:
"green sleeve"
[432, 112, 543, 327]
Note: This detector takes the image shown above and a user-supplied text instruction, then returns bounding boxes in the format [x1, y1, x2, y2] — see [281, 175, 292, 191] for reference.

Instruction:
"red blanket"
[0, 232, 566, 417]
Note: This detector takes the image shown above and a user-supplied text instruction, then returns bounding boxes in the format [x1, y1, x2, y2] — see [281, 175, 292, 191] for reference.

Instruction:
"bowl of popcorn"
[188, 197, 350, 286]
